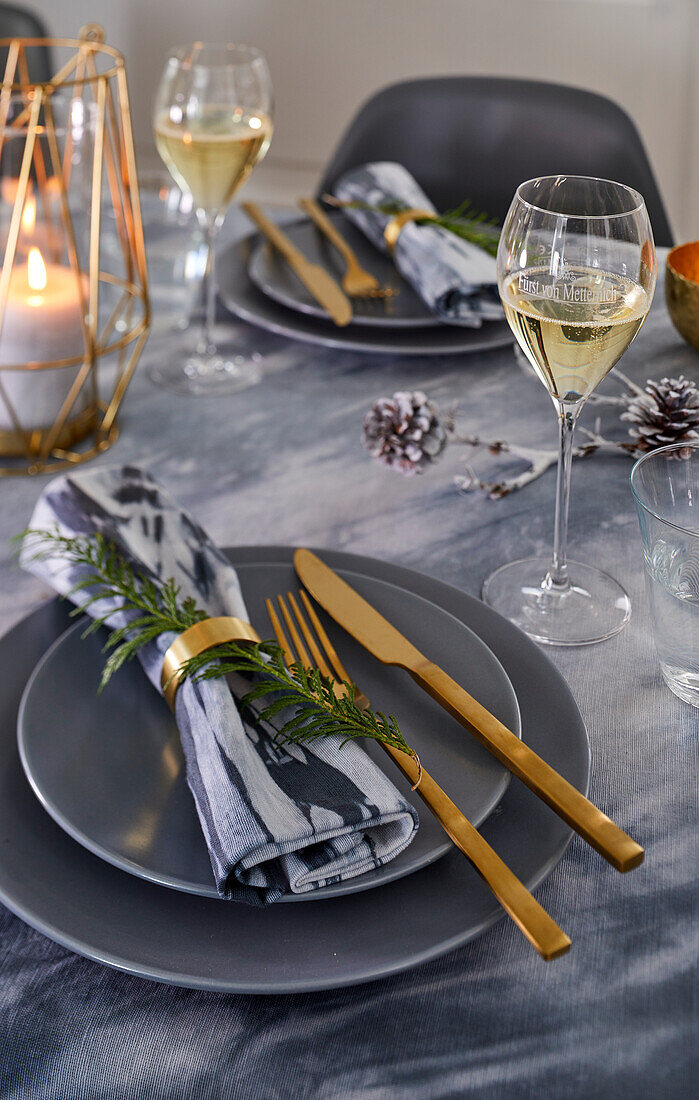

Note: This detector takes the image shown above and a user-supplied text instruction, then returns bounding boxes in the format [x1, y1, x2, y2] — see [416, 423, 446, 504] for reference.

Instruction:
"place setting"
[4, 462, 624, 991]
[0, 18, 696, 1097]
[139, 45, 514, 396]
[215, 181, 513, 361]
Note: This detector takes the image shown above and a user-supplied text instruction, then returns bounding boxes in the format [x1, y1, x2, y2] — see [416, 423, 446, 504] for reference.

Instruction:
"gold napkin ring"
[161, 616, 261, 711]
[383, 208, 436, 254]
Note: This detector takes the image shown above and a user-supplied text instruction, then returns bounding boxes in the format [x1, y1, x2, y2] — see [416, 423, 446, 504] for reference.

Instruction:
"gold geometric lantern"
[0, 24, 149, 476]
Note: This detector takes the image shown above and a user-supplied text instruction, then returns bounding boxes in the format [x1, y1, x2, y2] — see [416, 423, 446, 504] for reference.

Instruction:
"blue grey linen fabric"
[20, 466, 418, 905]
[0, 224, 695, 1098]
[333, 161, 501, 325]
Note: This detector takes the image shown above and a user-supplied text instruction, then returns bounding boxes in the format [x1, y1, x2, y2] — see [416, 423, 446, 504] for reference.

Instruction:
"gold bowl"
[665, 242, 699, 351]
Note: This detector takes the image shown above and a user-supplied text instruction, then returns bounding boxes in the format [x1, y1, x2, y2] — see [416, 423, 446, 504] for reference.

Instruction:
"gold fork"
[298, 197, 394, 299]
[265, 590, 571, 961]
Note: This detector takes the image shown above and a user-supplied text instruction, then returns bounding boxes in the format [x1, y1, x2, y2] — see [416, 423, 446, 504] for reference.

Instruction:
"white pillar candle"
[0, 248, 89, 431]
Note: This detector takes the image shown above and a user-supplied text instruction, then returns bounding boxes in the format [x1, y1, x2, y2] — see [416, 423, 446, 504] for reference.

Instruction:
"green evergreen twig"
[19, 529, 416, 762]
[322, 194, 500, 257]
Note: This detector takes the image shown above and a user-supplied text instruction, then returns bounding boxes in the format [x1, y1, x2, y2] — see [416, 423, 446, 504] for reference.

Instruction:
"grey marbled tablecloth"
[0, 220, 696, 1098]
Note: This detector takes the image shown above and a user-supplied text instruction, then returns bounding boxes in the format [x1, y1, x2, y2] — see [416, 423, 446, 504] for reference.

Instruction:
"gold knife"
[242, 203, 352, 327]
[294, 547, 644, 874]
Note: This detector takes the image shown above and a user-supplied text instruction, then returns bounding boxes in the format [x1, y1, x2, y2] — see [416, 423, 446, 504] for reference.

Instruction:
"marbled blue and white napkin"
[334, 161, 501, 326]
[22, 466, 418, 905]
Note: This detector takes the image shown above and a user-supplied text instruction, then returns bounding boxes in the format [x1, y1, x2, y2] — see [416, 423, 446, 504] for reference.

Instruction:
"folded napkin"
[333, 161, 502, 326]
[22, 466, 418, 905]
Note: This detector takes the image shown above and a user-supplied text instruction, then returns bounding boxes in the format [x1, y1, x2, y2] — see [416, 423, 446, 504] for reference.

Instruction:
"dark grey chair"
[319, 77, 673, 246]
[0, 3, 53, 85]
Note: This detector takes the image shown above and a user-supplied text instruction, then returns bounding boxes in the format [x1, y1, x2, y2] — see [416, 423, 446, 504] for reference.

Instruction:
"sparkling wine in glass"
[152, 43, 273, 395]
[483, 175, 656, 645]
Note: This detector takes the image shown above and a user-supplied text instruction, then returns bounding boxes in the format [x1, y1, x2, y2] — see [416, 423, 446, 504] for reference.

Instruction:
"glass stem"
[547, 401, 582, 591]
[198, 218, 218, 356]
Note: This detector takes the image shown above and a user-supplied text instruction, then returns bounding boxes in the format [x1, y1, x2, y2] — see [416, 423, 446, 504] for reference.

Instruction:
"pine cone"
[621, 375, 699, 452]
[362, 390, 447, 475]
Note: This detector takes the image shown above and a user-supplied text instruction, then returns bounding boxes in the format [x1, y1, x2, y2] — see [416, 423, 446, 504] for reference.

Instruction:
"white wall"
[26, 0, 699, 237]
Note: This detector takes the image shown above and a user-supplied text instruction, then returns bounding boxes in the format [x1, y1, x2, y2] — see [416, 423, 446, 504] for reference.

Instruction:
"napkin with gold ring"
[21, 466, 419, 905]
[333, 161, 502, 326]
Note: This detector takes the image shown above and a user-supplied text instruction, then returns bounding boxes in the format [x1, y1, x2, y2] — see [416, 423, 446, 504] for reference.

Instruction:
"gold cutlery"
[241, 202, 352, 326]
[294, 548, 645, 874]
[266, 589, 571, 960]
[298, 197, 392, 298]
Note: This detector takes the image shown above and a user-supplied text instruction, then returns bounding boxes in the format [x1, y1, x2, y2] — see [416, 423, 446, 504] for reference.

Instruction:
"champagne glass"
[483, 176, 656, 645]
[151, 42, 273, 394]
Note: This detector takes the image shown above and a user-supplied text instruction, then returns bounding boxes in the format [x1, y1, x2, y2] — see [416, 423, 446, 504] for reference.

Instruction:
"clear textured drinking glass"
[483, 175, 656, 645]
[151, 42, 273, 395]
[631, 442, 699, 706]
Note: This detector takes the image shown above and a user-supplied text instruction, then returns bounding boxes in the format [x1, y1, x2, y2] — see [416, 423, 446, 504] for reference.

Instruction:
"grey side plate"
[17, 570, 519, 902]
[0, 547, 589, 994]
[218, 235, 513, 356]
[248, 212, 440, 328]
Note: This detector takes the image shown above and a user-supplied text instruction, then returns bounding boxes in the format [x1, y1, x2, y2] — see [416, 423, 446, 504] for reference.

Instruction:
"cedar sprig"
[19, 529, 417, 762]
[20, 528, 207, 691]
[322, 194, 500, 256]
[178, 639, 412, 757]
[436, 199, 500, 256]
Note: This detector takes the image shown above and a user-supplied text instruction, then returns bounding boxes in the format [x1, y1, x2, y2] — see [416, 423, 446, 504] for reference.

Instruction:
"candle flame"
[27, 247, 47, 292]
[21, 194, 36, 234]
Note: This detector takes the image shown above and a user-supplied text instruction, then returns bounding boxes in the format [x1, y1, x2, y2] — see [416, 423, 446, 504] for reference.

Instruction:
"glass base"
[148, 326, 262, 396]
[482, 557, 631, 646]
[660, 663, 699, 708]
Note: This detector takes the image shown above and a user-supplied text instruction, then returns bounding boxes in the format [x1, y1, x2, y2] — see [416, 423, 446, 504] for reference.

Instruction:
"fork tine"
[265, 598, 294, 667]
[286, 592, 332, 678]
[298, 590, 351, 682]
[298, 590, 370, 710]
[277, 595, 312, 670]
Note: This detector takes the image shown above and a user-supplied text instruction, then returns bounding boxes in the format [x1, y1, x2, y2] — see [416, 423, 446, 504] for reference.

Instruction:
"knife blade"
[242, 203, 352, 326]
[294, 547, 644, 874]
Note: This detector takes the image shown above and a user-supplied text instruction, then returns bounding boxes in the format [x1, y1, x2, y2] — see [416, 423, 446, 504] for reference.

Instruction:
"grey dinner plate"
[0, 547, 589, 993]
[17, 570, 520, 902]
[248, 212, 440, 328]
[218, 235, 513, 356]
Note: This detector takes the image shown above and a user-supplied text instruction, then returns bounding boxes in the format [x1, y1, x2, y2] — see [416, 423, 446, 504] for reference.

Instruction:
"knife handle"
[241, 202, 305, 267]
[411, 662, 644, 873]
[381, 743, 571, 960]
[299, 197, 356, 265]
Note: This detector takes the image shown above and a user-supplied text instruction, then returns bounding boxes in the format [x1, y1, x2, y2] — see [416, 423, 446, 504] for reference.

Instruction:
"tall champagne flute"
[483, 176, 656, 645]
[152, 43, 273, 394]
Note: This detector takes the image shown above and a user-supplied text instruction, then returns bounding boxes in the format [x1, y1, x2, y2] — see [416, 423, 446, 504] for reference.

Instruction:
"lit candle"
[0, 247, 88, 432]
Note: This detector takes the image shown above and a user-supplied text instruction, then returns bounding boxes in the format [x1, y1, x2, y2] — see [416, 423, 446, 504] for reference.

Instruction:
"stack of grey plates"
[218, 211, 512, 357]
